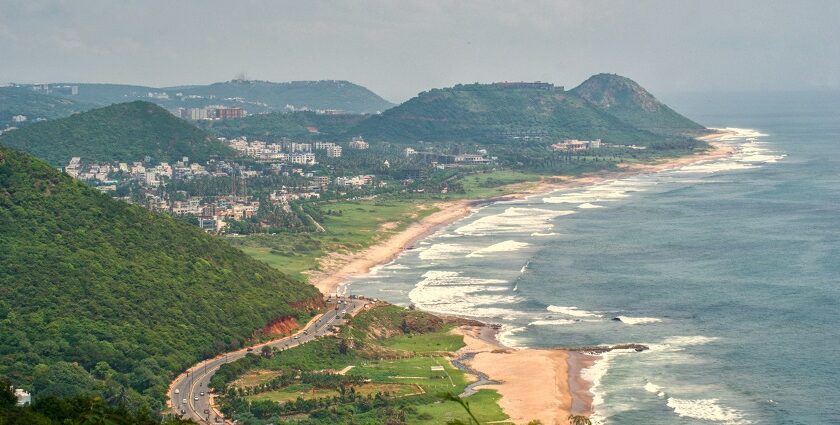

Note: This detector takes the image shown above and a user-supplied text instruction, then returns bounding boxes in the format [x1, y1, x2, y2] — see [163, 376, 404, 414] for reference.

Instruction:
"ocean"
[346, 92, 840, 424]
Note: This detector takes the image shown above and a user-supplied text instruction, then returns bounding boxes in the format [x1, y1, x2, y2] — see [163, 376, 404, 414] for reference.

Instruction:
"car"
[293, 335, 300, 339]
[182, 398, 187, 404]
[174, 389, 180, 394]
[342, 310, 347, 315]
[246, 348, 253, 352]
[199, 392, 205, 396]
[180, 409, 186, 414]
[194, 396, 199, 401]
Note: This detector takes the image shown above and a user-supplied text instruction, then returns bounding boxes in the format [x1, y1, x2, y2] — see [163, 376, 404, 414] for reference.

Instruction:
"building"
[64, 157, 82, 178]
[403, 147, 417, 157]
[290, 153, 317, 165]
[212, 107, 244, 120]
[14, 388, 31, 406]
[552, 139, 602, 152]
[454, 154, 491, 164]
[348, 137, 369, 150]
[325, 145, 342, 158]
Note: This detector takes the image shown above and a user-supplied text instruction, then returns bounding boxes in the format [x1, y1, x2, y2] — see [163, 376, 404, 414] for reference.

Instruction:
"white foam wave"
[578, 202, 604, 209]
[663, 335, 719, 346]
[466, 240, 529, 258]
[547, 305, 602, 318]
[667, 397, 750, 423]
[644, 381, 666, 398]
[530, 232, 558, 237]
[408, 270, 523, 318]
[528, 318, 578, 326]
[496, 326, 527, 348]
[616, 316, 662, 325]
[418, 243, 472, 261]
[454, 207, 572, 236]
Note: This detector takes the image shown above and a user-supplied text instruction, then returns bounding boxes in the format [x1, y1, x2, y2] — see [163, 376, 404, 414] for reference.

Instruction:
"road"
[168, 296, 369, 424]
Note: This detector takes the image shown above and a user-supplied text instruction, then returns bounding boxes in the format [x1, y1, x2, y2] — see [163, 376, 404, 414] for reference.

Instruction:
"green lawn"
[378, 330, 466, 353]
[453, 169, 543, 198]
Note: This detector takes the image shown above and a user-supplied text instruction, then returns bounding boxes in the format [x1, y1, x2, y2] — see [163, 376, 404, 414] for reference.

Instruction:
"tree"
[568, 415, 592, 425]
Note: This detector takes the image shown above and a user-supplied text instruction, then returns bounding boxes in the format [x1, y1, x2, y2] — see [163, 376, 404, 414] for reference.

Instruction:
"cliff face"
[571, 73, 706, 136]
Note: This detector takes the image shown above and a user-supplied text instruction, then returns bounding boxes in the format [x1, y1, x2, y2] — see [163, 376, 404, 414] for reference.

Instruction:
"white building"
[290, 153, 317, 165]
[348, 137, 369, 150]
[14, 388, 31, 406]
[326, 145, 342, 158]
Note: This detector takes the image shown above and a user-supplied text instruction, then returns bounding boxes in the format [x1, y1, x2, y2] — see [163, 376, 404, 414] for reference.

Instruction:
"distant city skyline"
[2, 0, 839, 103]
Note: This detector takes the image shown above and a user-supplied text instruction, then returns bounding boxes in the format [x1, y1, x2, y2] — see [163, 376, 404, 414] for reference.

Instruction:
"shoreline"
[303, 131, 738, 423]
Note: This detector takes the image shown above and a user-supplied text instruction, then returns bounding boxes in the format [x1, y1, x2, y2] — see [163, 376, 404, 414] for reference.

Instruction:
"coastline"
[304, 132, 737, 424]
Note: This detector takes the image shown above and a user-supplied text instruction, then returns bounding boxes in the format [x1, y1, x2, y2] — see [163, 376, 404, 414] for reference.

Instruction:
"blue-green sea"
[348, 93, 840, 424]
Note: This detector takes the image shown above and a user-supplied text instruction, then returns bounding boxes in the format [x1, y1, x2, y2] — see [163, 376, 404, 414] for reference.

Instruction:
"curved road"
[168, 297, 368, 424]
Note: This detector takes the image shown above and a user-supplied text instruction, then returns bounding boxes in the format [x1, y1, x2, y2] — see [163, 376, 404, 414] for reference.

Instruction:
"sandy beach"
[303, 132, 736, 423]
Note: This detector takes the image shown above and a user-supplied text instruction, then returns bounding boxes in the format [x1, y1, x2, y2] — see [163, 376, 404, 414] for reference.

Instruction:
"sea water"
[347, 92, 840, 424]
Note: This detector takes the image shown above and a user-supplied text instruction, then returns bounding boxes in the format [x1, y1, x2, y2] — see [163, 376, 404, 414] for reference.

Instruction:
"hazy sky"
[2, 0, 839, 102]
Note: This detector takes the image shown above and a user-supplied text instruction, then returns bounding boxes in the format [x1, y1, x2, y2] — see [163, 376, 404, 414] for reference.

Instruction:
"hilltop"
[571, 73, 706, 136]
[350, 80, 683, 148]
[0, 145, 322, 409]
[0, 87, 96, 127]
[38, 80, 394, 114]
[0, 101, 233, 166]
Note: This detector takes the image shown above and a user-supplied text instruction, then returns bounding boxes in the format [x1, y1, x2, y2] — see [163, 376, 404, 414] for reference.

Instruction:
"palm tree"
[568, 414, 592, 425]
[438, 392, 481, 425]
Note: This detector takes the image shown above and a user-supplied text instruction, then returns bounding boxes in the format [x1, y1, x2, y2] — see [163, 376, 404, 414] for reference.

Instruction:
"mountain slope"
[199, 110, 368, 140]
[43, 80, 394, 114]
[351, 82, 661, 146]
[0, 87, 97, 126]
[571, 73, 705, 135]
[0, 145, 321, 407]
[171, 80, 394, 113]
[0, 101, 233, 165]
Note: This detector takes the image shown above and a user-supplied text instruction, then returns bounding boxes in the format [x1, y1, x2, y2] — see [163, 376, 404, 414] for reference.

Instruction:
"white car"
[194, 396, 199, 401]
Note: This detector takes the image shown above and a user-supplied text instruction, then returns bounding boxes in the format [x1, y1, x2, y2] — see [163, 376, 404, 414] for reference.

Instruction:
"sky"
[1, 0, 839, 103]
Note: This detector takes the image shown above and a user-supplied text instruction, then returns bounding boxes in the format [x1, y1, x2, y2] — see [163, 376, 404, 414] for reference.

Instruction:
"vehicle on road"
[199, 392, 205, 396]
[293, 335, 300, 339]
[246, 347, 253, 352]
[174, 389, 180, 394]
[182, 399, 187, 404]
[194, 396, 199, 401]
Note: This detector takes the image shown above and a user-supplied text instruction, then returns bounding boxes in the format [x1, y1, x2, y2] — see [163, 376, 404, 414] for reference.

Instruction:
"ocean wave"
[496, 325, 527, 348]
[466, 240, 529, 258]
[527, 318, 578, 326]
[711, 127, 769, 140]
[408, 270, 524, 318]
[547, 305, 602, 318]
[616, 316, 662, 325]
[578, 202, 604, 209]
[676, 160, 759, 174]
[530, 232, 558, 237]
[663, 335, 719, 346]
[454, 207, 573, 236]
[644, 381, 666, 398]
[418, 243, 473, 261]
[667, 397, 750, 424]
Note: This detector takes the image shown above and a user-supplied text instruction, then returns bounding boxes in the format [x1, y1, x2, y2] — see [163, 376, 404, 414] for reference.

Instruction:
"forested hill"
[39, 80, 394, 114]
[0, 101, 233, 166]
[350, 81, 667, 146]
[0, 145, 321, 409]
[0, 87, 96, 127]
[571, 73, 706, 136]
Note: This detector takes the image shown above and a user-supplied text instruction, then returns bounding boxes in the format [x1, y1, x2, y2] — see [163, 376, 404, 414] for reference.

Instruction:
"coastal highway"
[168, 297, 368, 424]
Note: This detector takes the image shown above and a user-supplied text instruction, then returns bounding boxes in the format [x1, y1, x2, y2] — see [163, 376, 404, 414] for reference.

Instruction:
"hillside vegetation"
[0, 145, 321, 409]
[43, 80, 393, 114]
[200, 111, 367, 140]
[571, 73, 706, 136]
[0, 87, 96, 127]
[0, 101, 233, 165]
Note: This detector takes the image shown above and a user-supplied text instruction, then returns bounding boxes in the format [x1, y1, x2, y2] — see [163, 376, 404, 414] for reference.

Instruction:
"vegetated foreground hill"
[352, 75, 705, 148]
[43, 80, 394, 114]
[571, 73, 706, 136]
[200, 110, 368, 140]
[0, 101, 234, 166]
[0, 145, 321, 408]
[0, 87, 97, 126]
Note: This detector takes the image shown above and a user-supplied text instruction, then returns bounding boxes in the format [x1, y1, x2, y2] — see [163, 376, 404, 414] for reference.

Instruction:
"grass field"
[248, 382, 420, 403]
[453, 169, 543, 198]
[378, 330, 466, 353]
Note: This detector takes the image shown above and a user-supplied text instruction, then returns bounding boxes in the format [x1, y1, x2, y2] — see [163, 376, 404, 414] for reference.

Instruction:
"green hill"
[0, 145, 321, 408]
[0, 101, 234, 166]
[199, 110, 367, 140]
[571, 73, 706, 136]
[41, 80, 394, 114]
[0, 87, 97, 127]
[350, 81, 666, 147]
